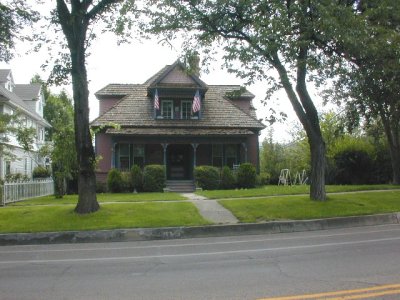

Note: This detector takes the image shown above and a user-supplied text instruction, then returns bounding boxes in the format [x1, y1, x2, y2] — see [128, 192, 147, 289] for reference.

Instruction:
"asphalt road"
[1, 224, 400, 300]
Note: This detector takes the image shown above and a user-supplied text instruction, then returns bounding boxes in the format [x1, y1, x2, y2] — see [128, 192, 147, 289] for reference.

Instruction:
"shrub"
[32, 166, 50, 179]
[131, 164, 143, 192]
[5, 173, 30, 182]
[237, 163, 256, 188]
[258, 172, 271, 186]
[334, 150, 374, 184]
[107, 168, 123, 193]
[194, 165, 220, 190]
[220, 166, 236, 189]
[143, 165, 165, 192]
[96, 180, 107, 193]
[120, 172, 133, 192]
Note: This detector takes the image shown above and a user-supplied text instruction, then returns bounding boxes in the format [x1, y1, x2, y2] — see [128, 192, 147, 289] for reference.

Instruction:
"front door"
[167, 144, 192, 180]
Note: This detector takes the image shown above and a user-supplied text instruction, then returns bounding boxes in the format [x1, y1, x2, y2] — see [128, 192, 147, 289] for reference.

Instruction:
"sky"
[0, 4, 329, 144]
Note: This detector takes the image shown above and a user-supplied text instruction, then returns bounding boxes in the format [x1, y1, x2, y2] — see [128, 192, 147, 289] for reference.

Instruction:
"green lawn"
[219, 190, 400, 223]
[0, 202, 210, 233]
[196, 184, 400, 199]
[8, 192, 186, 206]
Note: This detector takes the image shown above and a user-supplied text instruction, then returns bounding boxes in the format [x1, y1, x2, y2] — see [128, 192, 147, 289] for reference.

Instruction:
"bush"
[131, 164, 143, 192]
[220, 166, 236, 189]
[120, 172, 133, 192]
[32, 166, 50, 179]
[5, 173, 30, 182]
[96, 180, 107, 193]
[194, 165, 220, 190]
[258, 172, 271, 186]
[107, 168, 123, 193]
[334, 150, 374, 184]
[143, 165, 165, 192]
[237, 163, 256, 188]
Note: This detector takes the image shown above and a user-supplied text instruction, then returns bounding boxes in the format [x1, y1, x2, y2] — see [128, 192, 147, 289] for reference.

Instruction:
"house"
[0, 69, 50, 179]
[92, 61, 265, 191]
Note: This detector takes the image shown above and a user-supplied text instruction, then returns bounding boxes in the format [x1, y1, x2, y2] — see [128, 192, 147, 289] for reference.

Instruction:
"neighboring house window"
[133, 144, 145, 168]
[5, 161, 11, 176]
[225, 145, 237, 168]
[118, 144, 130, 171]
[181, 101, 192, 119]
[24, 158, 28, 175]
[161, 100, 173, 119]
[212, 144, 223, 168]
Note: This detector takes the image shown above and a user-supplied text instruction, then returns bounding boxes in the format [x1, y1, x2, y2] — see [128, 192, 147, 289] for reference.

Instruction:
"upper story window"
[181, 101, 192, 119]
[161, 100, 173, 119]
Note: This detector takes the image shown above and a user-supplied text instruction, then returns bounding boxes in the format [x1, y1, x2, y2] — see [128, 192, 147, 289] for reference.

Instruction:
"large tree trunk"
[70, 46, 100, 214]
[272, 52, 327, 201]
[381, 113, 400, 185]
[57, 0, 100, 214]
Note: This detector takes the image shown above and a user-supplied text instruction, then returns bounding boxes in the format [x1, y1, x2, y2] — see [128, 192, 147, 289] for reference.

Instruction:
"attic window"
[161, 100, 173, 119]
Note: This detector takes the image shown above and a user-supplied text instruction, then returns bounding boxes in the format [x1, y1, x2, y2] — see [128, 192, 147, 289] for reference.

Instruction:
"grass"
[0, 202, 211, 233]
[196, 184, 400, 199]
[219, 190, 400, 223]
[8, 192, 186, 206]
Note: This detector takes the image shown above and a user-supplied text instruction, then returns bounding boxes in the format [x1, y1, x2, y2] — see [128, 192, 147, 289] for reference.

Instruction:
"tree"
[49, 1, 136, 213]
[144, 0, 329, 200]
[316, 1, 400, 184]
[0, 0, 38, 62]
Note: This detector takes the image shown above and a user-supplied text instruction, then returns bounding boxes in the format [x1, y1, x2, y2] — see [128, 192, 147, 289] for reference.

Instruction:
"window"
[5, 161, 11, 176]
[161, 100, 173, 119]
[118, 144, 130, 171]
[181, 101, 192, 119]
[225, 145, 237, 168]
[133, 145, 145, 168]
[212, 144, 223, 168]
[24, 158, 28, 175]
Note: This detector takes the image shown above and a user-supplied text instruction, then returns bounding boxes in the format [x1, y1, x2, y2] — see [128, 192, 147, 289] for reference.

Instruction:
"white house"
[0, 69, 51, 179]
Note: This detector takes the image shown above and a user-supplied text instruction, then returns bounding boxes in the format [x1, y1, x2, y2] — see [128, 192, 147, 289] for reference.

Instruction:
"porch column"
[162, 143, 168, 177]
[111, 143, 117, 168]
[191, 143, 199, 168]
[241, 142, 248, 163]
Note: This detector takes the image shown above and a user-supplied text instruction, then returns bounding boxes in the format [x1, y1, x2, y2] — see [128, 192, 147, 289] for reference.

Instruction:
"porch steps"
[165, 180, 196, 193]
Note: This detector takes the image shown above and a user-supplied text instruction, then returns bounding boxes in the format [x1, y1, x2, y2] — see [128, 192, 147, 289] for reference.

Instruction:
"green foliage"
[32, 166, 51, 179]
[143, 165, 165, 192]
[5, 173, 29, 182]
[131, 164, 143, 191]
[0, 0, 39, 62]
[194, 166, 220, 190]
[334, 150, 374, 185]
[96, 181, 108, 193]
[236, 163, 256, 189]
[220, 166, 236, 190]
[258, 173, 271, 186]
[120, 171, 133, 192]
[107, 169, 123, 193]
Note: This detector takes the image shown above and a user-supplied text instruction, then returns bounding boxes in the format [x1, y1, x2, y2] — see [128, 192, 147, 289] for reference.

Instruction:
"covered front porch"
[111, 140, 249, 180]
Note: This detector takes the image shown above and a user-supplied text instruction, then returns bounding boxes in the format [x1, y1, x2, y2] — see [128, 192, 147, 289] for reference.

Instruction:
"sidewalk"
[182, 193, 239, 224]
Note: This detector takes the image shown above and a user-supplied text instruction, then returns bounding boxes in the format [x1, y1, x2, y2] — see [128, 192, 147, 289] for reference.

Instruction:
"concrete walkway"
[182, 193, 239, 224]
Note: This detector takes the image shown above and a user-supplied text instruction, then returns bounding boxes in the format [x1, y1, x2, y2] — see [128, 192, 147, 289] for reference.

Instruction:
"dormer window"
[161, 100, 173, 119]
[181, 101, 192, 119]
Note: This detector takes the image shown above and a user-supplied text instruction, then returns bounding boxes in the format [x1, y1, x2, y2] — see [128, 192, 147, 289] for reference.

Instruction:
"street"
[1, 224, 400, 300]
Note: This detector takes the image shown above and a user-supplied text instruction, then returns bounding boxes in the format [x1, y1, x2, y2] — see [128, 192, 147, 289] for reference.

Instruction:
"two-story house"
[0, 69, 51, 179]
[92, 61, 265, 191]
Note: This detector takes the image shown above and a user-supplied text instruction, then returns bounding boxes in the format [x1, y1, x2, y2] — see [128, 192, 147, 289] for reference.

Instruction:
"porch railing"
[1, 179, 54, 206]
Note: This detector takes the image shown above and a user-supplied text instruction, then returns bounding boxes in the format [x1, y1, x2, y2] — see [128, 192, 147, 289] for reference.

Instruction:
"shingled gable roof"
[92, 62, 265, 133]
[14, 84, 41, 101]
[146, 60, 207, 89]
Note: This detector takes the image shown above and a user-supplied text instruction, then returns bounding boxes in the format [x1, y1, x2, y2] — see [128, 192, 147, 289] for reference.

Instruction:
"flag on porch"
[192, 90, 201, 113]
[154, 89, 160, 110]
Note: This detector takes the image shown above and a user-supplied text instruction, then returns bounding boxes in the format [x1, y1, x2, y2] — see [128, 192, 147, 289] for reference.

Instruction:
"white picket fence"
[1, 179, 54, 206]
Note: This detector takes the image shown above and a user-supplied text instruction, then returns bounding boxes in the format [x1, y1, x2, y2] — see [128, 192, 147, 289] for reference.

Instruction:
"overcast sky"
[0, 4, 328, 143]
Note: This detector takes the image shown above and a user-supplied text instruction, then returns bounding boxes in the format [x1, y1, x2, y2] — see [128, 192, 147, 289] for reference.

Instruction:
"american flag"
[154, 89, 160, 110]
[192, 90, 201, 113]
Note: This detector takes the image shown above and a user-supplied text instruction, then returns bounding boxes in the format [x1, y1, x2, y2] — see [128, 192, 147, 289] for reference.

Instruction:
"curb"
[0, 212, 399, 246]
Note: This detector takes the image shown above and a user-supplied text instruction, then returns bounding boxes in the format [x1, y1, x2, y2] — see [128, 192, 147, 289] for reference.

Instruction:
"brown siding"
[99, 98, 120, 115]
[95, 133, 113, 182]
[231, 99, 251, 114]
[247, 133, 260, 172]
